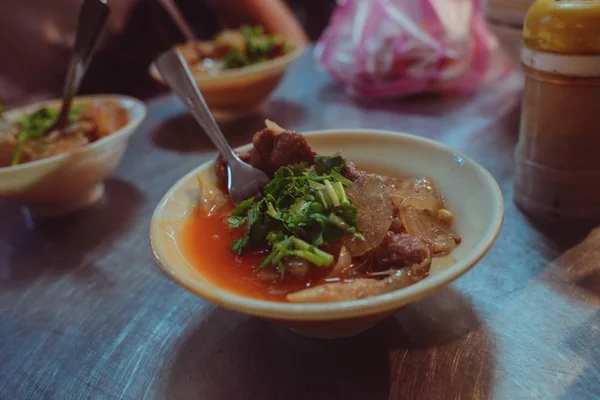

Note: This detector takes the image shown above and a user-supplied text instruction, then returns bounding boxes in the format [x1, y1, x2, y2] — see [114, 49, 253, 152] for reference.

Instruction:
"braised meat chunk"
[342, 161, 366, 182]
[373, 232, 431, 272]
[250, 128, 315, 175]
[215, 128, 315, 188]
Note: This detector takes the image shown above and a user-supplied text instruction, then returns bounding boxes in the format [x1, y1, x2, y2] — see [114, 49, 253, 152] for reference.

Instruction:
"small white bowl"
[0, 94, 147, 217]
[150, 130, 504, 339]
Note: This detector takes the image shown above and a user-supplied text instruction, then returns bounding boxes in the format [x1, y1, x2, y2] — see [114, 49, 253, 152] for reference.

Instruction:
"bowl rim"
[149, 41, 306, 84]
[150, 129, 504, 321]
[0, 94, 147, 175]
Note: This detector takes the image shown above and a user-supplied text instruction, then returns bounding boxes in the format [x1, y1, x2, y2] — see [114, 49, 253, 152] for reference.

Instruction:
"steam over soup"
[182, 122, 461, 303]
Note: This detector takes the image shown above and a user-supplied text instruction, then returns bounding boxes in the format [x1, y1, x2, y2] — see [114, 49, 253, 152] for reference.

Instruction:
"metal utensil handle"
[156, 0, 197, 41]
[154, 50, 240, 163]
[59, 0, 110, 121]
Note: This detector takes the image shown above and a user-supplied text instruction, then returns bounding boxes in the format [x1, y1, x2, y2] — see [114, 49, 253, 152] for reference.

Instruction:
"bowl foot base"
[270, 313, 391, 340]
[288, 322, 378, 339]
[24, 184, 105, 218]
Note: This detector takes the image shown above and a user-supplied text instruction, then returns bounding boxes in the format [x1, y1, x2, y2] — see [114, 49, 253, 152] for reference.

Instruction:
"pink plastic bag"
[315, 0, 509, 98]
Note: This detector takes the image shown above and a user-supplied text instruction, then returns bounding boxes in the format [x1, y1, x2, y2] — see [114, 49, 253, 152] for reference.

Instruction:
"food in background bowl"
[149, 26, 304, 121]
[183, 122, 461, 303]
[0, 100, 128, 167]
[0, 95, 146, 217]
[176, 25, 294, 75]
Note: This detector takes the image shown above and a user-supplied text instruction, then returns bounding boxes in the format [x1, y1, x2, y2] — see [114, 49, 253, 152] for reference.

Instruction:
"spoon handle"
[155, 50, 240, 163]
[156, 0, 197, 41]
[58, 0, 110, 122]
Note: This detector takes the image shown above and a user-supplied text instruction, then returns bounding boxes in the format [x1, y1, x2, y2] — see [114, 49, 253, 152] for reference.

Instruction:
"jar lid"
[524, 0, 600, 54]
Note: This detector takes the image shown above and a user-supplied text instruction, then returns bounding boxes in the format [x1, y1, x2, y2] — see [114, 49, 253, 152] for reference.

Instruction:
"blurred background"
[0, 0, 534, 107]
[0, 0, 337, 107]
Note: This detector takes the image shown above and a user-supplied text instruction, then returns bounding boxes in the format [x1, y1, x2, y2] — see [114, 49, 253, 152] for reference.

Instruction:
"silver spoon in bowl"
[43, 0, 110, 135]
[155, 50, 270, 201]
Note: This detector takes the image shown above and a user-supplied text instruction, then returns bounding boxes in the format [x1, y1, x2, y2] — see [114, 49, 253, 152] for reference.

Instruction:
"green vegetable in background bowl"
[175, 25, 295, 74]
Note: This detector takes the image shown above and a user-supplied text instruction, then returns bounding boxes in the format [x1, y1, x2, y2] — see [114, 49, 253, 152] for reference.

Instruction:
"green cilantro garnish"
[227, 155, 363, 276]
[11, 105, 82, 166]
[222, 25, 292, 70]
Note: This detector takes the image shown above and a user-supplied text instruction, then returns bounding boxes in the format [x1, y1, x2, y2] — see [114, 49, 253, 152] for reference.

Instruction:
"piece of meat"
[251, 129, 315, 176]
[61, 120, 98, 142]
[251, 129, 276, 166]
[40, 132, 90, 158]
[286, 268, 421, 303]
[373, 232, 431, 272]
[82, 101, 128, 139]
[177, 41, 203, 65]
[342, 161, 366, 181]
[214, 129, 315, 190]
[214, 30, 246, 53]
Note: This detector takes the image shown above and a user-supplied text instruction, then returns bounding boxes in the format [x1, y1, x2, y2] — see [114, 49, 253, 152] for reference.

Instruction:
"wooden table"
[1, 50, 599, 400]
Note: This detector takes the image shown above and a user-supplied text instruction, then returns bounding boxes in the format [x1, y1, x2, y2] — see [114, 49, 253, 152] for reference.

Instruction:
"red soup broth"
[181, 204, 332, 302]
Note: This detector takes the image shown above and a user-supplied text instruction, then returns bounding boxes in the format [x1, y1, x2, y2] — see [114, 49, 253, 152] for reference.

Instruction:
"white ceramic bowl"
[150, 130, 504, 339]
[0, 94, 146, 217]
[149, 43, 305, 121]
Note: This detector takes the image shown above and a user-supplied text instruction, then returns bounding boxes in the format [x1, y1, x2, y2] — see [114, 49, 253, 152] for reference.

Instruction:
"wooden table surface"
[1, 50, 599, 400]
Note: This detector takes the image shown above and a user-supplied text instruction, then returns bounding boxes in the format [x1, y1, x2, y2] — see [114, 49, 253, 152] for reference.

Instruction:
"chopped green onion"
[333, 181, 348, 204]
[331, 170, 353, 186]
[324, 179, 340, 207]
[317, 189, 329, 209]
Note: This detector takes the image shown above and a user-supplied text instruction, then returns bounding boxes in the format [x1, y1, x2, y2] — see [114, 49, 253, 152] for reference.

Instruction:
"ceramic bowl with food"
[150, 26, 304, 121]
[150, 127, 503, 339]
[0, 94, 146, 217]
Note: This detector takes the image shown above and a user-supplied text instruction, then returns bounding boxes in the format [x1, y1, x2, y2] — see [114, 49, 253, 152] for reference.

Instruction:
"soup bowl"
[150, 129, 504, 339]
[149, 43, 305, 121]
[0, 94, 146, 217]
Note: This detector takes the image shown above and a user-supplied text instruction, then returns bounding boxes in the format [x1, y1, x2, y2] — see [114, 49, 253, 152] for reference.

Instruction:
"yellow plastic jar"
[514, 0, 600, 222]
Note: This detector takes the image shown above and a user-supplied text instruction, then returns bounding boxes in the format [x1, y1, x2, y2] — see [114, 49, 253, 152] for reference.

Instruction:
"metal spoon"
[155, 50, 270, 201]
[43, 0, 110, 135]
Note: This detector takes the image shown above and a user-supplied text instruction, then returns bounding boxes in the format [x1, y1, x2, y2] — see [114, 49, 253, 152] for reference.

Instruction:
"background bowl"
[0, 94, 146, 217]
[149, 44, 305, 121]
[150, 130, 504, 339]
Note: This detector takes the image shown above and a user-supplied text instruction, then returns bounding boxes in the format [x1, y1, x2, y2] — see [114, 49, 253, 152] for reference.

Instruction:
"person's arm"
[206, 0, 309, 44]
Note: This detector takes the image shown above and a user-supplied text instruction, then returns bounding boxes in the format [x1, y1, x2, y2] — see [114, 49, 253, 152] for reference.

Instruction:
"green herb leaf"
[222, 25, 292, 70]
[231, 236, 249, 254]
[229, 197, 254, 219]
[226, 215, 247, 228]
[10, 106, 83, 165]
[314, 155, 346, 175]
